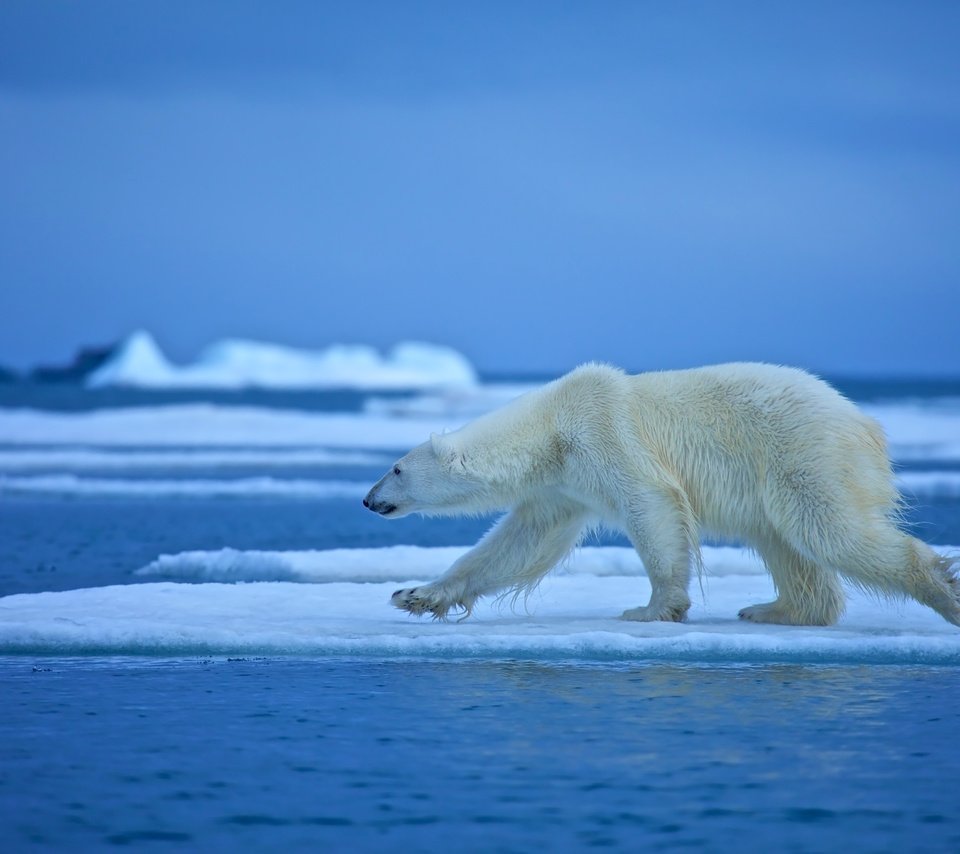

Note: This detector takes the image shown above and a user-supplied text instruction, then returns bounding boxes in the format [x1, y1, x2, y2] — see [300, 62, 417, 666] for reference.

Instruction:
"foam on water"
[2, 545, 958, 663]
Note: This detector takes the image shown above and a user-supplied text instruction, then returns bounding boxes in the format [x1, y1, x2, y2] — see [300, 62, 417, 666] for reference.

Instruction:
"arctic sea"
[2, 375, 960, 852]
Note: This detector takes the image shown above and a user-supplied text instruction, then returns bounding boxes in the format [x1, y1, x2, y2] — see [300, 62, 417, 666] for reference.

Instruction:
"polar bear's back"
[635, 361, 846, 411]
[629, 362, 874, 442]
[620, 363, 897, 538]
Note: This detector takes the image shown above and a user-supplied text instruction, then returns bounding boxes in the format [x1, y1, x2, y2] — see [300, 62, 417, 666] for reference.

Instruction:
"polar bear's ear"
[430, 432, 467, 473]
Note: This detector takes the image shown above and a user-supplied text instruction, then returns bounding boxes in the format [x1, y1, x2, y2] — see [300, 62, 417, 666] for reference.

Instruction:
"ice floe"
[1, 545, 958, 663]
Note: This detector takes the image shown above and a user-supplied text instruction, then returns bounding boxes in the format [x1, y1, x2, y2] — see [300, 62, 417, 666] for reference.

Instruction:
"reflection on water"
[2, 658, 958, 851]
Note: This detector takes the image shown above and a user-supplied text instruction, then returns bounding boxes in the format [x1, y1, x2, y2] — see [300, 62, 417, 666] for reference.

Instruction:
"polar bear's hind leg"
[739, 533, 845, 626]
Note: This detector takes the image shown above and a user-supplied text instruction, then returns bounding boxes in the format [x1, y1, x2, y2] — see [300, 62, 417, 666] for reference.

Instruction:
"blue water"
[2, 378, 960, 851]
[2, 658, 959, 852]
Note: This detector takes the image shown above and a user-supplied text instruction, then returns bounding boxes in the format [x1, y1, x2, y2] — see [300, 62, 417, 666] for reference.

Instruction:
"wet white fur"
[365, 363, 960, 626]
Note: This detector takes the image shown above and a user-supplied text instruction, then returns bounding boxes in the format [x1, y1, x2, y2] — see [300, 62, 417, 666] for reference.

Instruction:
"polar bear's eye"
[393, 466, 401, 476]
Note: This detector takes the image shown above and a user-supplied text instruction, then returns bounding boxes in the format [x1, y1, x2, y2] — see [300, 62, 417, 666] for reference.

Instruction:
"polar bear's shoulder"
[558, 362, 626, 386]
[547, 362, 630, 413]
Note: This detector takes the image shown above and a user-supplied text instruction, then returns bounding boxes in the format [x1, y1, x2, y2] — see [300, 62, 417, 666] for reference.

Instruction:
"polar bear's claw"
[391, 586, 457, 620]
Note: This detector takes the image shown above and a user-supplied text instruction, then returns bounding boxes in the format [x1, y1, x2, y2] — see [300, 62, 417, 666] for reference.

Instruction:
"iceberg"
[86, 331, 478, 390]
[2, 543, 959, 662]
[86, 331, 175, 387]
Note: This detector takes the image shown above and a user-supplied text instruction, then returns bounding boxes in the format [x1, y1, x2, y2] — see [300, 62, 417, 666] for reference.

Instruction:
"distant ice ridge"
[2, 543, 959, 662]
[86, 330, 478, 390]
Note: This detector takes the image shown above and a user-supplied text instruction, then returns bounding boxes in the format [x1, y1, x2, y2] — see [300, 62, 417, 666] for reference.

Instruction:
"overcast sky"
[2, 1, 959, 375]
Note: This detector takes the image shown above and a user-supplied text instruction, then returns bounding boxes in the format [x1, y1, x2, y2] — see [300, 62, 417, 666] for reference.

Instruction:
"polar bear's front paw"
[391, 586, 468, 620]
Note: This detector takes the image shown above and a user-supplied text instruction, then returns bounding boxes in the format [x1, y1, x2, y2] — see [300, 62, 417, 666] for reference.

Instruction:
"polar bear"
[363, 363, 960, 627]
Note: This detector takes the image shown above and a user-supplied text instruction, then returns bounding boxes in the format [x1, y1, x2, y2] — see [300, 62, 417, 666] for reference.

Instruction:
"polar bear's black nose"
[362, 498, 370, 508]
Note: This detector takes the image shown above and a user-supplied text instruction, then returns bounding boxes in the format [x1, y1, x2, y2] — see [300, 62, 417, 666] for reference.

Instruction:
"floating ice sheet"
[2, 546, 958, 663]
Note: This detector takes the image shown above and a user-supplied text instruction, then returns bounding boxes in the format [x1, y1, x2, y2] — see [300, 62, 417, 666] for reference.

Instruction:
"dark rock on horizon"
[28, 343, 118, 384]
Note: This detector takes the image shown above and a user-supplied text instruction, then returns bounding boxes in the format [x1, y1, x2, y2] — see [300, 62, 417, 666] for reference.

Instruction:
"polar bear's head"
[362, 434, 493, 519]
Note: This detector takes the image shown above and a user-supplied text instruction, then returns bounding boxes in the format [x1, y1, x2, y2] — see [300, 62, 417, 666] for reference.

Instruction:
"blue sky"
[2, 1, 959, 375]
